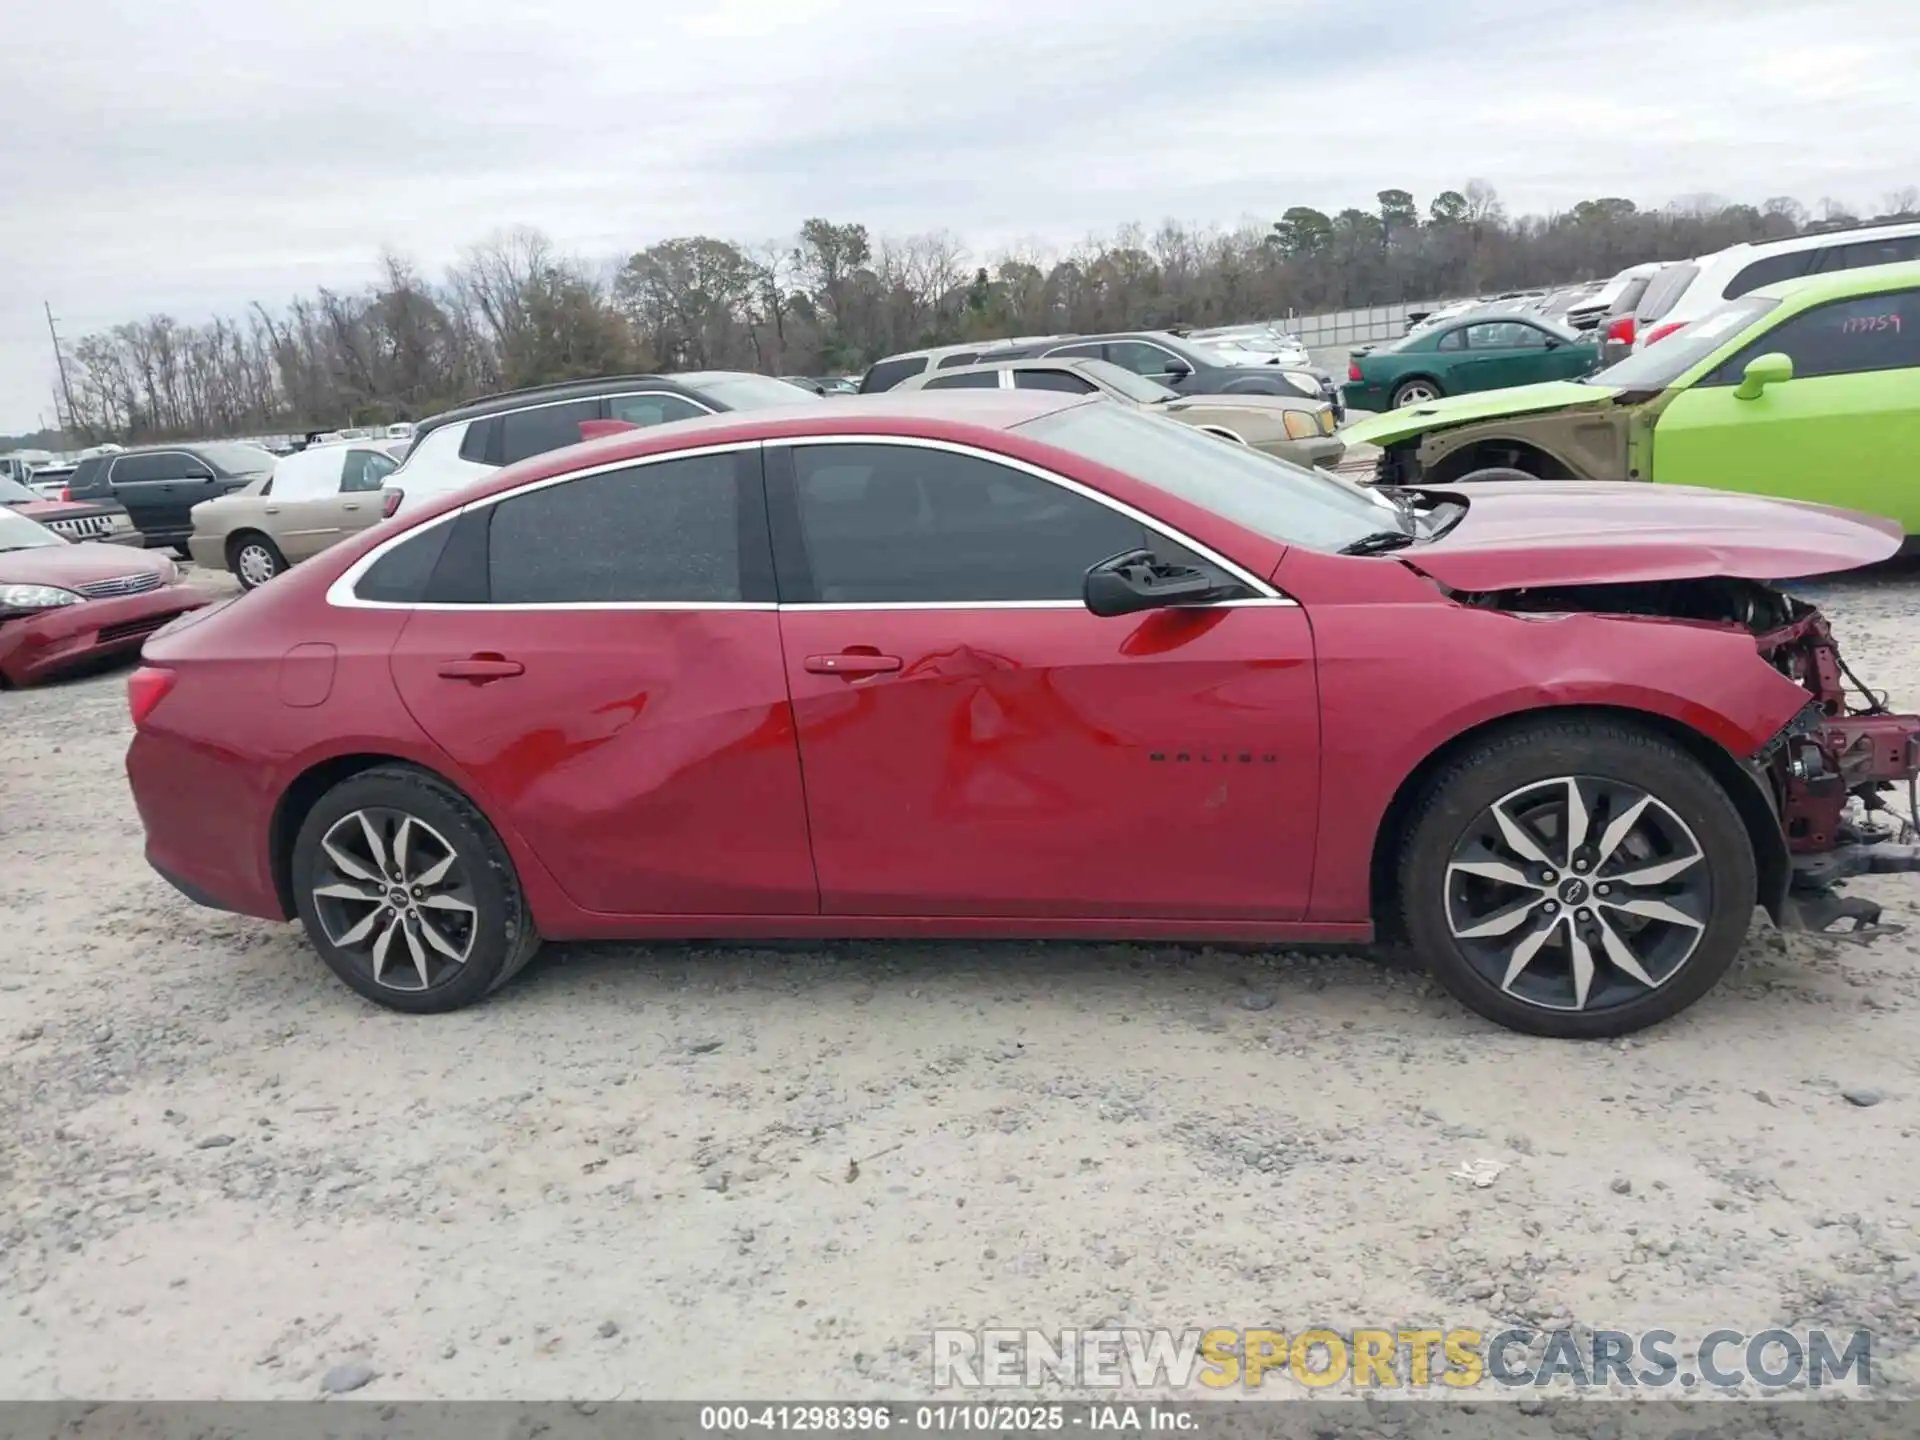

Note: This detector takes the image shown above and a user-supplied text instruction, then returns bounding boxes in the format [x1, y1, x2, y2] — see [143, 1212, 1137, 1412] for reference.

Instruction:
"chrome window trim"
[328, 433, 1293, 611]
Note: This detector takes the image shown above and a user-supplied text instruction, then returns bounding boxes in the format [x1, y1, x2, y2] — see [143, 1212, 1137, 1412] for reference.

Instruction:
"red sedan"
[0, 509, 208, 686]
[124, 392, 1920, 1037]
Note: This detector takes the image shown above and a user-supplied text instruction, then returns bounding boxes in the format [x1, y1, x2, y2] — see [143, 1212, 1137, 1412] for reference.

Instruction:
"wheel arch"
[1366, 703, 1787, 942]
[1390, 373, 1444, 402]
[269, 752, 445, 919]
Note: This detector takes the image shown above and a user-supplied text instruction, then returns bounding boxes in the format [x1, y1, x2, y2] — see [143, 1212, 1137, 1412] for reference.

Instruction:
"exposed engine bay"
[1453, 574, 1920, 938]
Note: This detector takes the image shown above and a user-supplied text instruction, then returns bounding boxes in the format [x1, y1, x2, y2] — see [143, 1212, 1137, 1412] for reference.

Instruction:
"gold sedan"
[900, 356, 1345, 469]
[187, 441, 404, 589]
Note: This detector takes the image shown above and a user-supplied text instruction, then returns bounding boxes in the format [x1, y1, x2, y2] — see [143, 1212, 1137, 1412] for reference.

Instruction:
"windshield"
[1078, 359, 1178, 403]
[677, 373, 821, 411]
[0, 507, 61, 551]
[1181, 340, 1257, 368]
[1018, 402, 1405, 553]
[1583, 296, 1780, 390]
[196, 442, 277, 474]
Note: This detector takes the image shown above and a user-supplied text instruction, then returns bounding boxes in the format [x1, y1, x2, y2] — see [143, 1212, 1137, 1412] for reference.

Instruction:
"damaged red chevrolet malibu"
[122, 392, 1920, 1037]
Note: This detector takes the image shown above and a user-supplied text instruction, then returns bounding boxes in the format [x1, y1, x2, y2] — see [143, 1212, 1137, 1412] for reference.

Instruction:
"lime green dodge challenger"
[1346, 261, 1920, 534]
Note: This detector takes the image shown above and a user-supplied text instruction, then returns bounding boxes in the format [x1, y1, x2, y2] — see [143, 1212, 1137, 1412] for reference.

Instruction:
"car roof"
[1751, 257, 1920, 305]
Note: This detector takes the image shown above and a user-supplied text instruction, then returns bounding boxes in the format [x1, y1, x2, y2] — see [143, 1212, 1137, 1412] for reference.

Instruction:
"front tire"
[1398, 718, 1756, 1038]
[291, 764, 541, 1013]
[1391, 379, 1442, 408]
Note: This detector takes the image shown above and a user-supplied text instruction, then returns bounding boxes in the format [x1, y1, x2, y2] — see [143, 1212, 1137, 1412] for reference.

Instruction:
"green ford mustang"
[1345, 260, 1920, 534]
[1344, 313, 1601, 411]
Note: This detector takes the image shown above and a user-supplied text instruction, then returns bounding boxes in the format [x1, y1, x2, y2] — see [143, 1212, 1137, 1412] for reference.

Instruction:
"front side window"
[1812, 233, 1920, 274]
[498, 399, 602, 466]
[1105, 341, 1179, 376]
[786, 443, 1226, 604]
[1701, 289, 1920, 384]
[486, 453, 742, 604]
[609, 393, 711, 427]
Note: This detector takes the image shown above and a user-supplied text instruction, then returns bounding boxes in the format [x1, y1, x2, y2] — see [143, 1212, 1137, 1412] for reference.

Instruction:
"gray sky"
[4, 0, 1917, 432]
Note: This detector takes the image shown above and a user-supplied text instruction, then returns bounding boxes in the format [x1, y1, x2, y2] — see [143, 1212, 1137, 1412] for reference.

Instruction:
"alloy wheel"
[310, 808, 477, 991]
[1394, 382, 1438, 406]
[1443, 776, 1711, 1014]
[236, 543, 280, 587]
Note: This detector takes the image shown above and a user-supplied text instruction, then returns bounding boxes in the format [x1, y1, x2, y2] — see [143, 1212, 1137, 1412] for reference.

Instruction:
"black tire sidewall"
[1401, 721, 1757, 1039]
[290, 765, 530, 1013]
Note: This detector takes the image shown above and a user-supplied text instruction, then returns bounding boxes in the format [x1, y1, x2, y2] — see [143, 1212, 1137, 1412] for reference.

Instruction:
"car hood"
[1398, 480, 1903, 590]
[0, 541, 172, 589]
[1343, 380, 1620, 446]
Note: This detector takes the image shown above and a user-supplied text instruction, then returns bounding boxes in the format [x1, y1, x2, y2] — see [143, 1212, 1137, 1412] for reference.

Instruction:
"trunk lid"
[1343, 380, 1619, 447]
[1400, 480, 1902, 591]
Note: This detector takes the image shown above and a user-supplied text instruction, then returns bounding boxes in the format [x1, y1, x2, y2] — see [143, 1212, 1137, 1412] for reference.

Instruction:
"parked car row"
[858, 330, 1345, 419]
[897, 355, 1344, 470]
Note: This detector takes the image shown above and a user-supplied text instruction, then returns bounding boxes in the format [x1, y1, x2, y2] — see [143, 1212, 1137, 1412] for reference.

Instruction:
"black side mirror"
[1161, 358, 1193, 378]
[1083, 548, 1221, 617]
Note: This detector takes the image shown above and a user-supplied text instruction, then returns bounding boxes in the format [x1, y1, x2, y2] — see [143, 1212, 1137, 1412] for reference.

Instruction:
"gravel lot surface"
[4, 561, 1920, 1407]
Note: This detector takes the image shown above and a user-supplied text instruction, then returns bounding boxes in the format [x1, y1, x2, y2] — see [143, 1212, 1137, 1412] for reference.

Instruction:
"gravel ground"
[4, 562, 1920, 1406]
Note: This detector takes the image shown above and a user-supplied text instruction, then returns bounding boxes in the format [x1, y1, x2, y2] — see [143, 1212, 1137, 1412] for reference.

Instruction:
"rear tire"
[228, 532, 288, 590]
[1391, 379, 1443, 408]
[291, 765, 541, 1013]
[1398, 718, 1756, 1038]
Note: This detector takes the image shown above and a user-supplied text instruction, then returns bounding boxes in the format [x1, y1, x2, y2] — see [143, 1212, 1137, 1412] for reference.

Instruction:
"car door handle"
[263, 506, 280, 515]
[805, 651, 902, 677]
[341, 502, 360, 511]
[436, 655, 525, 683]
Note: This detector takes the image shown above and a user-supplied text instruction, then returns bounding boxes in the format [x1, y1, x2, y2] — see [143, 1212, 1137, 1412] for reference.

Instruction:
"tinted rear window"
[859, 358, 928, 393]
[935, 352, 981, 369]
[1603, 276, 1652, 319]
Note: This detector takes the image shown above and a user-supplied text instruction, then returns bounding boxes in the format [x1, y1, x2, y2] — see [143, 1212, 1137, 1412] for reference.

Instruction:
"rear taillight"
[381, 490, 403, 519]
[1348, 361, 1363, 382]
[59, 487, 72, 501]
[1644, 321, 1685, 347]
[127, 666, 177, 727]
[1605, 316, 1636, 346]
